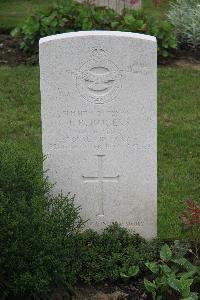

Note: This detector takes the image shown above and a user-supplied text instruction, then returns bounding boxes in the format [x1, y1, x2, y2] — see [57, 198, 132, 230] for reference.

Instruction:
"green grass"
[0, 66, 41, 151]
[0, 0, 53, 30]
[0, 65, 199, 239]
[158, 68, 200, 238]
[0, 0, 170, 30]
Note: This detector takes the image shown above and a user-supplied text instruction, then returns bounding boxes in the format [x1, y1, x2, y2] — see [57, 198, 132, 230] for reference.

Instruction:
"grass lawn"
[0, 0, 170, 30]
[0, 65, 199, 239]
[0, 0, 53, 30]
[0, 66, 41, 151]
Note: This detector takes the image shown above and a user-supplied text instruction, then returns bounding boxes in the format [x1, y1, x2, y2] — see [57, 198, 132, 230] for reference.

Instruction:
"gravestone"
[77, 0, 142, 13]
[39, 31, 157, 239]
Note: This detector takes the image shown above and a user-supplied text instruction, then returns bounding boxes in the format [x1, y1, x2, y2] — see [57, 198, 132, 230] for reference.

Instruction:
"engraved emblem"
[77, 48, 122, 104]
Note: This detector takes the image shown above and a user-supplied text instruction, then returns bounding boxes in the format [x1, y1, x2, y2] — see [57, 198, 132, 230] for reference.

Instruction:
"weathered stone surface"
[40, 31, 157, 239]
[76, 0, 141, 13]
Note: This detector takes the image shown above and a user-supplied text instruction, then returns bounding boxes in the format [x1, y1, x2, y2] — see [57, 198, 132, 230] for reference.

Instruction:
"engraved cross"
[82, 155, 119, 216]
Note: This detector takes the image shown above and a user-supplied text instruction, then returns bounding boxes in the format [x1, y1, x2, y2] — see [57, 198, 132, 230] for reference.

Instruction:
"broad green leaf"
[177, 271, 196, 280]
[181, 292, 199, 300]
[167, 277, 180, 292]
[169, 40, 177, 48]
[135, 20, 144, 29]
[124, 15, 135, 26]
[173, 258, 197, 273]
[120, 265, 139, 278]
[82, 20, 93, 30]
[145, 262, 159, 274]
[128, 265, 140, 277]
[173, 258, 188, 266]
[180, 278, 193, 298]
[155, 275, 168, 288]
[144, 278, 156, 293]
[160, 244, 172, 261]
[160, 264, 172, 275]
[120, 272, 130, 278]
[11, 27, 21, 38]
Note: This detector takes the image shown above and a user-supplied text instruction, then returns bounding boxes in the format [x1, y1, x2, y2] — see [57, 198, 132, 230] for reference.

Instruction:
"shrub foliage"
[79, 223, 159, 283]
[0, 142, 84, 299]
[11, 0, 177, 59]
[168, 0, 200, 51]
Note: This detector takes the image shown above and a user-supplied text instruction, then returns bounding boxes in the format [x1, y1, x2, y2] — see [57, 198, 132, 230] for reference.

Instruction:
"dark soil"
[0, 34, 200, 69]
[73, 279, 149, 300]
[50, 279, 150, 300]
[50, 277, 200, 300]
[0, 34, 36, 66]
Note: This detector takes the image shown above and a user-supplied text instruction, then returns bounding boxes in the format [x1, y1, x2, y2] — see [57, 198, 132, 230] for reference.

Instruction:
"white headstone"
[39, 31, 157, 239]
[77, 0, 142, 13]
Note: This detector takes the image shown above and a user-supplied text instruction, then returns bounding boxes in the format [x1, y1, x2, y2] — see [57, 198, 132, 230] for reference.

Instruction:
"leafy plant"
[118, 8, 147, 32]
[168, 0, 200, 51]
[120, 265, 140, 278]
[11, 0, 177, 60]
[144, 243, 200, 300]
[147, 16, 177, 58]
[0, 141, 85, 299]
[11, 0, 118, 52]
[78, 223, 159, 283]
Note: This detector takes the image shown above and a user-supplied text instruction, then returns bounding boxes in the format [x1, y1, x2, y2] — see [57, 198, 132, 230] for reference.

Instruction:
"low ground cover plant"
[11, 0, 177, 59]
[78, 223, 160, 283]
[144, 243, 200, 299]
[118, 242, 200, 299]
[143, 200, 200, 299]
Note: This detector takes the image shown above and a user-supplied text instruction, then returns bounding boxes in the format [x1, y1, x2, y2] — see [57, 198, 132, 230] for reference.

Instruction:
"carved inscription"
[67, 118, 129, 127]
[126, 220, 145, 227]
[77, 48, 122, 104]
[49, 136, 151, 151]
[63, 109, 129, 128]
[49, 108, 152, 151]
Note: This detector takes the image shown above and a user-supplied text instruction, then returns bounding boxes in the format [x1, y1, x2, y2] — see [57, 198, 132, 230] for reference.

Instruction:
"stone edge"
[39, 31, 157, 45]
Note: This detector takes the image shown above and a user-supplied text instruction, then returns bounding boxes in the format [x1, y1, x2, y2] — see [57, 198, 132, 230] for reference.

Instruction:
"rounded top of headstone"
[39, 31, 156, 45]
